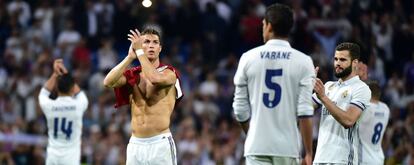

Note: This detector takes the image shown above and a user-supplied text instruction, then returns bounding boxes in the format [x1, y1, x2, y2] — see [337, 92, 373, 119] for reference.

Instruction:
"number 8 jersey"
[38, 87, 88, 163]
[233, 39, 316, 157]
[359, 101, 390, 165]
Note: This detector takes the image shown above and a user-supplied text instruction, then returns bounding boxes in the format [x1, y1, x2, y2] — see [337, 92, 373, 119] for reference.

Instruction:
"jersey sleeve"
[297, 57, 316, 117]
[232, 53, 251, 122]
[312, 93, 322, 107]
[74, 91, 88, 112]
[350, 84, 371, 111]
[38, 87, 52, 113]
[233, 53, 249, 86]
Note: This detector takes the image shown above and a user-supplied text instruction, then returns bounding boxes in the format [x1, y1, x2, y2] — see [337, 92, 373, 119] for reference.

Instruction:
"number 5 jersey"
[233, 39, 316, 157]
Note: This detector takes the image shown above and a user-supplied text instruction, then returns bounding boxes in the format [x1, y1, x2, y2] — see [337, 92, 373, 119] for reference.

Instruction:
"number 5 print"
[263, 69, 282, 108]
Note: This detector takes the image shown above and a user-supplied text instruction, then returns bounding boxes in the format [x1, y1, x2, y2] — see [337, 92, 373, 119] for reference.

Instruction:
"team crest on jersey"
[342, 90, 348, 98]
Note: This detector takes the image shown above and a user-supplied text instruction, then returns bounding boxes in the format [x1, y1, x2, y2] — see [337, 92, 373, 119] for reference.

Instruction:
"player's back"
[359, 101, 390, 165]
[240, 39, 315, 157]
[38, 88, 88, 150]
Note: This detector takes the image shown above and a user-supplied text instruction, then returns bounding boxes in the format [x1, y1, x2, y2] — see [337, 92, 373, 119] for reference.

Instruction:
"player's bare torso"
[129, 73, 176, 138]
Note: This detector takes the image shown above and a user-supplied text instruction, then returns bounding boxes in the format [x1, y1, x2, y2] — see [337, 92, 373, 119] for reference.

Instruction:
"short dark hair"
[141, 26, 162, 44]
[335, 42, 360, 61]
[57, 73, 75, 94]
[366, 80, 381, 100]
[264, 3, 294, 37]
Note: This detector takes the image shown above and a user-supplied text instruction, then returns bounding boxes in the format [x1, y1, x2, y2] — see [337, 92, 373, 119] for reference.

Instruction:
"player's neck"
[370, 99, 380, 104]
[150, 58, 160, 68]
[269, 35, 288, 41]
[58, 92, 72, 97]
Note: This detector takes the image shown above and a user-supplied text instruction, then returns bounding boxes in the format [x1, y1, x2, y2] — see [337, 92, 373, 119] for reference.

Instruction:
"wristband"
[134, 49, 144, 57]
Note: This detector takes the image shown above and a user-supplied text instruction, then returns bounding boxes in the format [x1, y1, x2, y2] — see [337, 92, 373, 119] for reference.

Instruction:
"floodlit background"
[0, 0, 414, 164]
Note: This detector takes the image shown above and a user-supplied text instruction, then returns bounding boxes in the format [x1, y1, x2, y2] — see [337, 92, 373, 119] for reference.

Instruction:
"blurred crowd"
[0, 0, 413, 164]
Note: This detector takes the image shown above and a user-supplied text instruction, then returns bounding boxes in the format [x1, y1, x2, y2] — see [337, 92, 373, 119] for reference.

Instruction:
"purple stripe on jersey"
[350, 103, 365, 111]
[298, 115, 313, 118]
[312, 97, 321, 106]
[238, 117, 250, 123]
[167, 137, 176, 165]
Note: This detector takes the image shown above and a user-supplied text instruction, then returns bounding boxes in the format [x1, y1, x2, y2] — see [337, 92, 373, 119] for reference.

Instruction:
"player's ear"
[263, 21, 272, 34]
[352, 59, 359, 70]
[352, 59, 359, 65]
[70, 85, 76, 96]
[267, 23, 273, 34]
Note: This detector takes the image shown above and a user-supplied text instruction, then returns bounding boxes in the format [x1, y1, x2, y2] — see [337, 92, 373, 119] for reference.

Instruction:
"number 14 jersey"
[38, 87, 88, 149]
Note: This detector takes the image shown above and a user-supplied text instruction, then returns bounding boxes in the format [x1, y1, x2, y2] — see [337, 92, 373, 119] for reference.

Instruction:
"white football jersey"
[233, 39, 316, 157]
[312, 76, 371, 164]
[359, 101, 390, 165]
[38, 88, 88, 150]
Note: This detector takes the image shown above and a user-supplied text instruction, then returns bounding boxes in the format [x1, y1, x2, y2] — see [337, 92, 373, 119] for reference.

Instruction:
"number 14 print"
[53, 117, 73, 140]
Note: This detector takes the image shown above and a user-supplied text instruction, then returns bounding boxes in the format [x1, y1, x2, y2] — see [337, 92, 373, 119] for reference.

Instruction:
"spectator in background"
[7, 0, 31, 28]
[404, 52, 414, 95]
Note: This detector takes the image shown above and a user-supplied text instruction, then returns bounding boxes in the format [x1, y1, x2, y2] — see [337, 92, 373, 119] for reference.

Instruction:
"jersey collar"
[265, 39, 291, 47]
[338, 75, 360, 86]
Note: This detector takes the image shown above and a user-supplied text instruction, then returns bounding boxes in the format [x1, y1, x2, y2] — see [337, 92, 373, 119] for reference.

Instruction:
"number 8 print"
[371, 122, 383, 144]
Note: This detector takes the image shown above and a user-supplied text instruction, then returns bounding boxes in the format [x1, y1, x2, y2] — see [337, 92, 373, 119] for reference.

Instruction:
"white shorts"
[246, 155, 300, 165]
[126, 133, 177, 165]
[46, 146, 80, 165]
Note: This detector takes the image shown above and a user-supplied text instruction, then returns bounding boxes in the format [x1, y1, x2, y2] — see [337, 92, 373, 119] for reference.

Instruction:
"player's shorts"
[246, 155, 300, 165]
[126, 132, 177, 165]
[46, 146, 80, 165]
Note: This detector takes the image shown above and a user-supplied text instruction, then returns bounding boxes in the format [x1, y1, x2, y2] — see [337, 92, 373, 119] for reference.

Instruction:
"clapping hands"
[53, 59, 68, 76]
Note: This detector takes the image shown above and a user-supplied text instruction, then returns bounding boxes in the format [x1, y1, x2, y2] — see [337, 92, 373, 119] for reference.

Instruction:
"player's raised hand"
[53, 59, 67, 75]
[315, 66, 319, 76]
[314, 78, 326, 99]
[126, 43, 137, 60]
[127, 29, 143, 51]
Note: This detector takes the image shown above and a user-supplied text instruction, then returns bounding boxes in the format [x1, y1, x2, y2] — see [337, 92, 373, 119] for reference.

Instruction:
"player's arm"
[314, 78, 368, 128]
[233, 84, 250, 133]
[73, 83, 89, 111]
[312, 66, 322, 109]
[103, 46, 135, 88]
[39, 59, 67, 106]
[297, 57, 315, 165]
[239, 120, 249, 134]
[44, 72, 59, 92]
[128, 29, 176, 87]
[44, 59, 67, 91]
[299, 117, 313, 165]
[232, 53, 250, 134]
